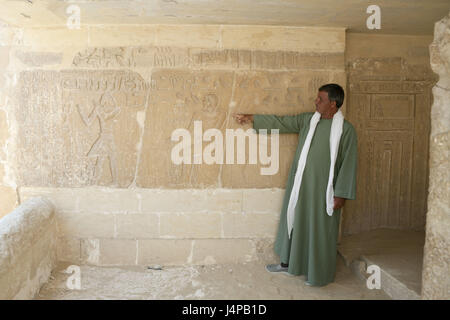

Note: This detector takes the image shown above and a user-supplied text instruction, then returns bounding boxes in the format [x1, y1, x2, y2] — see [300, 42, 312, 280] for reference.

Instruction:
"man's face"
[314, 90, 336, 115]
[100, 94, 116, 112]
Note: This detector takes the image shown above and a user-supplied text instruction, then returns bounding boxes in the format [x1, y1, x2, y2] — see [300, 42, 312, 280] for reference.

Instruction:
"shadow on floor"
[338, 228, 425, 300]
[35, 254, 390, 300]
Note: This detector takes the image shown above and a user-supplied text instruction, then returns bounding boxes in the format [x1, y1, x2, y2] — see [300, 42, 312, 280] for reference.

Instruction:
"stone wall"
[421, 14, 450, 300]
[1, 24, 345, 265]
[0, 22, 18, 219]
[2, 22, 442, 275]
[20, 187, 284, 266]
[0, 197, 56, 299]
[4, 25, 345, 189]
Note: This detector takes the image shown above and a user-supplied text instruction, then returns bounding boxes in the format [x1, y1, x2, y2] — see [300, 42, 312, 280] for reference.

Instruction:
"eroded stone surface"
[421, 13, 450, 300]
[0, 197, 57, 299]
[35, 256, 390, 300]
[15, 51, 63, 67]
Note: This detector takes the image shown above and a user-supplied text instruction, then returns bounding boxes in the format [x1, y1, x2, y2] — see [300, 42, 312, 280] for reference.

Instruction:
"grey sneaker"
[265, 264, 291, 275]
[305, 280, 324, 287]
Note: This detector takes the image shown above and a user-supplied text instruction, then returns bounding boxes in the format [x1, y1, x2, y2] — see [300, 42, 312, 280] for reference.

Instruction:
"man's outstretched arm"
[233, 113, 304, 133]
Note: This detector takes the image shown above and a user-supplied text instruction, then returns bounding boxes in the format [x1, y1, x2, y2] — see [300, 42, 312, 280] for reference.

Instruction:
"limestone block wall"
[20, 187, 284, 266]
[0, 197, 57, 299]
[1, 24, 346, 265]
[421, 14, 450, 300]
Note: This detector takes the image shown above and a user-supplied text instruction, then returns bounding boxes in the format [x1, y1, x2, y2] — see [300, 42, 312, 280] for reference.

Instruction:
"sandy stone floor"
[35, 255, 389, 300]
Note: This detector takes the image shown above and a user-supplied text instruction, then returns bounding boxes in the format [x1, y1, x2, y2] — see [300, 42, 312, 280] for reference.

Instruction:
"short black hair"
[318, 83, 345, 108]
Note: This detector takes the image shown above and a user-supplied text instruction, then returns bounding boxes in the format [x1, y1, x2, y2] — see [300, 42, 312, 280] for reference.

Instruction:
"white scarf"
[286, 110, 344, 239]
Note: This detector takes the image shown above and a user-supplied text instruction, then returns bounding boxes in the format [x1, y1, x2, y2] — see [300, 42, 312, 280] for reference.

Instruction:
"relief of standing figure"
[76, 92, 121, 185]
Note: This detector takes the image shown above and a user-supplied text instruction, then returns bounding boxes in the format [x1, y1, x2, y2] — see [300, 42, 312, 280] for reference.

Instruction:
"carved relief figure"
[201, 93, 219, 114]
[188, 92, 224, 186]
[76, 92, 121, 185]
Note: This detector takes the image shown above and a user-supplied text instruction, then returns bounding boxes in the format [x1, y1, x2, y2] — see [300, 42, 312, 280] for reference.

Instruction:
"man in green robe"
[234, 83, 357, 287]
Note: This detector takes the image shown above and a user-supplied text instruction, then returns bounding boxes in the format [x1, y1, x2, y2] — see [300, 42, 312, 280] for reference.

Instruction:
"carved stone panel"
[14, 70, 148, 187]
[344, 77, 432, 235]
[365, 131, 413, 230]
[222, 70, 334, 188]
[14, 43, 345, 189]
[136, 70, 233, 188]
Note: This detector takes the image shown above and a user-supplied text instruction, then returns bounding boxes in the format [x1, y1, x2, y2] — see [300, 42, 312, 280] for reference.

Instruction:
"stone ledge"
[0, 197, 57, 299]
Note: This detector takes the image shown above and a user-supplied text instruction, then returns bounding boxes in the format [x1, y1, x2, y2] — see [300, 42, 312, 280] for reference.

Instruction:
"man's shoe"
[305, 280, 325, 287]
[265, 264, 290, 275]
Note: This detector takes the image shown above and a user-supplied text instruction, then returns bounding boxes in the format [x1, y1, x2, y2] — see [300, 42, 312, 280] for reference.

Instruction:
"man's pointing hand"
[333, 197, 346, 210]
[233, 114, 253, 125]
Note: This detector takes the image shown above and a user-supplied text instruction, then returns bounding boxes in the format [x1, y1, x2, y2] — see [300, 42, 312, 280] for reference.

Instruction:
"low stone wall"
[0, 197, 57, 299]
[19, 187, 283, 266]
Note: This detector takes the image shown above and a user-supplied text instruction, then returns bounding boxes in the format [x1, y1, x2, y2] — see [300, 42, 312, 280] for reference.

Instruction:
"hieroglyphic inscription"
[72, 46, 344, 70]
[348, 57, 437, 82]
[370, 95, 414, 119]
[233, 71, 333, 114]
[61, 70, 148, 108]
[189, 48, 251, 69]
[350, 81, 429, 93]
[72, 47, 145, 68]
[153, 47, 190, 67]
[191, 50, 341, 70]
[15, 70, 148, 187]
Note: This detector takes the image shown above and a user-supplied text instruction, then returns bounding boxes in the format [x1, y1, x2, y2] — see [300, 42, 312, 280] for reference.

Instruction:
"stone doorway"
[337, 55, 437, 299]
[344, 58, 434, 234]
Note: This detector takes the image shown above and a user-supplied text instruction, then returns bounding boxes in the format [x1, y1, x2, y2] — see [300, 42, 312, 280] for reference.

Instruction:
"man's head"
[99, 92, 116, 112]
[314, 83, 345, 117]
